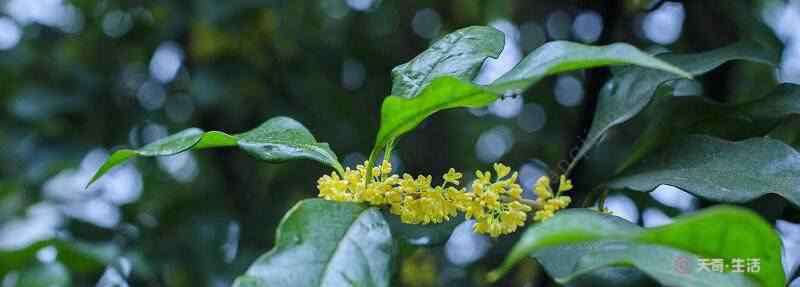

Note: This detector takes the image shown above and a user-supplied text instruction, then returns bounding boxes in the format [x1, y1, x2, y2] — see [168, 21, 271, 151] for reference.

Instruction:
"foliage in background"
[2, 1, 799, 287]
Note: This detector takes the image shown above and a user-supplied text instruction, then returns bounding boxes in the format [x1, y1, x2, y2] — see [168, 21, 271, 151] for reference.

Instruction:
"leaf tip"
[84, 175, 100, 190]
[670, 66, 693, 79]
[486, 270, 503, 283]
[84, 149, 139, 190]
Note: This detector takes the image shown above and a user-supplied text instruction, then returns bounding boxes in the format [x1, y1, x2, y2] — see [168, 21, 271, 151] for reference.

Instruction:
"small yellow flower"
[553, 196, 571, 208]
[466, 165, 532, 237]
[355, 163, 368, 178]
[533, 209, 554, 221]
[317, 172, 349, 201]
[443, 168, 462, 185]
[399, 174, 416, 193]
[530, 175, 574, 223]
[316, 160, 544, 237]
[534, 176, 553, 201]
[505, 201, 531, 226]
[493, 163, 511, 179]
[380, 160, 393, 175]
[558, 175, 573, 194]
[415, 175, 433, 190]
[473, 201, 532, 237]
[361, 175, 398, 205]
[444, 186, 471, 209]
[382, 170, 464, 224]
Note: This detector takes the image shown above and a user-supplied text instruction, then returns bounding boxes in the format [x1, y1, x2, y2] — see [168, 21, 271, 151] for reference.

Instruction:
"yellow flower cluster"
[463, 164, 531, 237]
[532, 175, 573, 221]
[317, 161, 532, 237]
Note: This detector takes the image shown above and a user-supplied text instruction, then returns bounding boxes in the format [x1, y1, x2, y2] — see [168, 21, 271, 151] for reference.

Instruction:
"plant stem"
[519, 198, 543, 210]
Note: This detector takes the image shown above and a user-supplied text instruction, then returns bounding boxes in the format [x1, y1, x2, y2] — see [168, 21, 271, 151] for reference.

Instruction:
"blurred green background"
[1, 0, 799, 286]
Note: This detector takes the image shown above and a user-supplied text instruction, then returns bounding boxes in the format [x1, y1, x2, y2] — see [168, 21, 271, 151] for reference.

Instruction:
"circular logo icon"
[674, 255, 691, 274]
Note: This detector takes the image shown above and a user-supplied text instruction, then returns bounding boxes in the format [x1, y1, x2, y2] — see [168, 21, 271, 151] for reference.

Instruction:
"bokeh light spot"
[642, 1, 685, 44]
[572, 11, 603, 43]
[554, 75, 584, 107]
[546, 10, 572, 40]
[475, 126, 514, 163]
[0, 17, 22, 50]
[411, 8, 441, 39]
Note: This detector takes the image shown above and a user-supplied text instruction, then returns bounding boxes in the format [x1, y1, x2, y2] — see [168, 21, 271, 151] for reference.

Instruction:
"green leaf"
[569, 42, 778, 174]
[0, 239, 118, 277]
[235, 117, 340, 167]
[534, 241, 659, 287]
[371, 41, 694, 162]
[675, 83, 800, 140]
[13, 263, 71, 287]
[87, 116, 342, 187]
[391, 26, 504, 98]
[768, 116, 800, 150]
[613, 87, 677, 174]
[617, 83, 800, 173]
[487, 41, 692, 93]
[373, 76, 497, 156]
[660, 41, 777, 75]
[232, 199, 396, 287]
[554, 242, 757, 287]
[490, 207, 784, 287]
[608, 135, 800, 208]
[734, 83, 800, 121]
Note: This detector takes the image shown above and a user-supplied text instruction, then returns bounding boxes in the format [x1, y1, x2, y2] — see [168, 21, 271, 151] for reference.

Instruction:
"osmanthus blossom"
[317, 161, 574, 237]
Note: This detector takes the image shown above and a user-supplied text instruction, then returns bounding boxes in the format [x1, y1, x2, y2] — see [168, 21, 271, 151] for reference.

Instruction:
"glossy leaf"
[660, 41, 777, 75]
[569, 42, 778, 173]
[491, 208, 640, 281]
[618, 83, 800, 173]
[487, 41, 692, 93]
[373, 76, 497, 156]
[391, 26, 504, 98]
[490, 206, 784, 287]
[88, 116, 343, 187]
[768, 116, 800, 150]
[372, 40, 693, 160]
[233, 199, 396, 287]
[534, 241, 659, 287]
[235, 117, 341, 168]
[675, 83, 800, 139]
[734, 83, 800, 121]
[608, 135, 800, 208]
[555, 242, 757, 287]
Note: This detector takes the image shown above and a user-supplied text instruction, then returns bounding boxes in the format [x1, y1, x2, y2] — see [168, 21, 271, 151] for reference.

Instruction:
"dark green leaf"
[768, 116, 800, 150]
[617, 83, 800, 173]
[609, 135, 800, 208]
[490, 206, 784, 287]
[391, 26, 504, 98]
[569, 42, 778, 174]
[232, 199, 396, 287]
[735, 83, 800, 121]
[88, 116, 342, 187]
